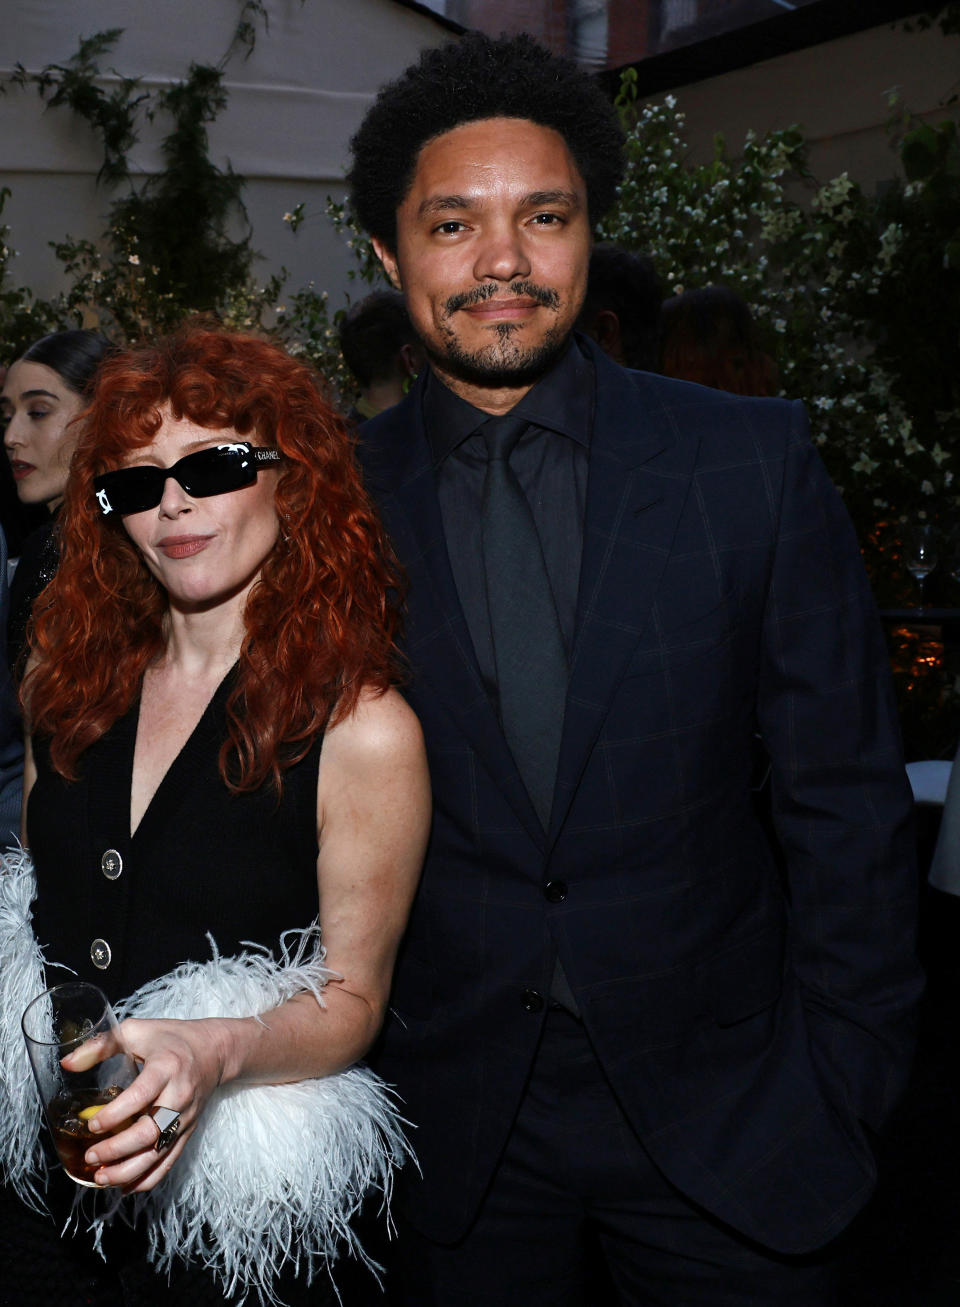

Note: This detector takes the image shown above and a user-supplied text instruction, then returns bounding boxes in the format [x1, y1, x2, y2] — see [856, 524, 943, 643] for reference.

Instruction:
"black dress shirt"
[423, 338, 595, 701]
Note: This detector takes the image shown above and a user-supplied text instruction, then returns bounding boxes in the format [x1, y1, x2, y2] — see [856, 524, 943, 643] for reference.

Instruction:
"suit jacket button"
[544, 880, 567, 903]
[521, 989, 544, 1012]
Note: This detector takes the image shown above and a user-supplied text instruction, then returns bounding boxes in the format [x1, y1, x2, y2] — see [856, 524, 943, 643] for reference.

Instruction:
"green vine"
[228, 1, 271, 61]
[6, 30, 261, 341]
[10, 31, 146, 185]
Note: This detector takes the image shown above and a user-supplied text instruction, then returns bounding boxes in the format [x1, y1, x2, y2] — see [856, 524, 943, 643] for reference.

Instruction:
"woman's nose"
[157, 474, 193, 516]
[3, 415, 24, 450]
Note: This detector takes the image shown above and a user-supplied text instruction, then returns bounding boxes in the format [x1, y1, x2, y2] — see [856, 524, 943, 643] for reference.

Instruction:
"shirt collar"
[423, 335, 595, 464]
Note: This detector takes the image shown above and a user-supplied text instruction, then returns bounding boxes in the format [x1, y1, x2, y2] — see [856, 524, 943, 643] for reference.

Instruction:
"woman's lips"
[10, 461, 35, 481]
[156, 535, 213, 559]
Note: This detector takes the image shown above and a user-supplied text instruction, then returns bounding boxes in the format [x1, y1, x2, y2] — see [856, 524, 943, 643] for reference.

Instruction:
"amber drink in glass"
[21, 982, 137, 1187]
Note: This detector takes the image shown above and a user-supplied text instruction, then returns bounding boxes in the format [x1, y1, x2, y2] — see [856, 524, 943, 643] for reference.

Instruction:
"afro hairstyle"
[348, 32, 625, 251]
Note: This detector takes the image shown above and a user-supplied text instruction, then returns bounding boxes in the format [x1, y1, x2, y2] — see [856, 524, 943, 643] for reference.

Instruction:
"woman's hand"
[64, 1015, 234, 1193]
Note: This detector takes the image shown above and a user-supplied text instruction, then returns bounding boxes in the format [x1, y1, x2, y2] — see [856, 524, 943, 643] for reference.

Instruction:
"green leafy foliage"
[0, 188, 57, 353]
[10, 31, 146, 185]
[4, 31, 260, 342]
[269, 199, 388, 400]
[600, 80, 960, 607]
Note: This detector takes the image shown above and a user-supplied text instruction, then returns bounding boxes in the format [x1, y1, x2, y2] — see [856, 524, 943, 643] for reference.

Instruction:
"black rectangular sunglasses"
[94, 443, 283, 517]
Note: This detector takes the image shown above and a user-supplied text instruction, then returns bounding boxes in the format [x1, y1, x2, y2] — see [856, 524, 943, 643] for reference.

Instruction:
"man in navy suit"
[349, 33, 921, 1305]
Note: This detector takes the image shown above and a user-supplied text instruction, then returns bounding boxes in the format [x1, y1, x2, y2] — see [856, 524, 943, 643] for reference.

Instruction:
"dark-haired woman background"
[1, 330, 115, 676]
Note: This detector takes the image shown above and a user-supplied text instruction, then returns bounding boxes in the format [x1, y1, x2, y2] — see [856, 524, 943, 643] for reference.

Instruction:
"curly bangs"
[348, 32, 625, 249]
[79, 325, 332, 470]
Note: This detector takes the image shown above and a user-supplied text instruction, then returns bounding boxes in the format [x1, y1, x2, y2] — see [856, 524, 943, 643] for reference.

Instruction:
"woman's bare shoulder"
[321, 686, 425, 778]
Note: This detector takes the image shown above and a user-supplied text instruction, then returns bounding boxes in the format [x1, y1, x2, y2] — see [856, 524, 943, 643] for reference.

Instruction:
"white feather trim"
[0, 846, 51, 1206]
[116, 933, 414, 1303]
[0, 852, 414, 1304]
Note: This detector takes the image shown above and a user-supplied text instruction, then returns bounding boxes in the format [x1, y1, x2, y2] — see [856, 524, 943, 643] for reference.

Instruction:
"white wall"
[1, 0, 453, 314]
[652, 18, 959, 189]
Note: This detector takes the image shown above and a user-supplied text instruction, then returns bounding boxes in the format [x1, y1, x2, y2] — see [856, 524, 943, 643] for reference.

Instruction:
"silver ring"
[150, 1105, 182, 1152]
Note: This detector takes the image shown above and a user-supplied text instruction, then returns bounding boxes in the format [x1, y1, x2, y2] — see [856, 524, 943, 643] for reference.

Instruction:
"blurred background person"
[575, 242, 662, 371]
[1, 329, 114, 675]
[0, 525, 23, 847]
[660, 285, 779, 396]
[338, 289, 423, 421]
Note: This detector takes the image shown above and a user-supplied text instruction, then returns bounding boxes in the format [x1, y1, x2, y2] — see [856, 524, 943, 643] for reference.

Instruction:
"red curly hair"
[24, 324, 403, 794]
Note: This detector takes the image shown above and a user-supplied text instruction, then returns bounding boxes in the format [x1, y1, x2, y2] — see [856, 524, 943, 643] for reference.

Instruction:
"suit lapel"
[361, 387, 546, 846]
[549, 347, 700, 842]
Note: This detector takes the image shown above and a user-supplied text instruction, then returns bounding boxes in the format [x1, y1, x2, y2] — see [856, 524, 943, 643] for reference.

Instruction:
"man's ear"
[399, 342, 422, 378]
[593, 309, 623, 364]
[372, 238, 402, 291]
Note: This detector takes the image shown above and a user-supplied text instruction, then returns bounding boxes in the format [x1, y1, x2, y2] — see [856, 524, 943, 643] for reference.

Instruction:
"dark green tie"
[480, 415, 568, 829]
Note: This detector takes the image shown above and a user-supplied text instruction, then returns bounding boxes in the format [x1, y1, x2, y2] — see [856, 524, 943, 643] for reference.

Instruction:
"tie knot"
[480, 414, 528, 461]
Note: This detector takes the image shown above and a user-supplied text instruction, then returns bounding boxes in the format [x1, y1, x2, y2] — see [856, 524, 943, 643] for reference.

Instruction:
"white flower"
[128, 254, 140, 266]
[921, 480, 935, 495]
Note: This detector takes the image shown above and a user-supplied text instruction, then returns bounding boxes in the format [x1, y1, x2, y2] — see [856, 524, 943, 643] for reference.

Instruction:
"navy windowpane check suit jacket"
[357, 337, 922, 1253]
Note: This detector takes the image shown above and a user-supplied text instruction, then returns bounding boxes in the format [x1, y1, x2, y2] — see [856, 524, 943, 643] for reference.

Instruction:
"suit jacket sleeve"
[757, 401, 922, 1134]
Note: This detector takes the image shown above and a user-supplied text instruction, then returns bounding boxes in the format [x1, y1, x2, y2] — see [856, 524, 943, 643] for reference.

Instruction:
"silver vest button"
[101, 849, 123, 880]
[90, 938, 112, 970]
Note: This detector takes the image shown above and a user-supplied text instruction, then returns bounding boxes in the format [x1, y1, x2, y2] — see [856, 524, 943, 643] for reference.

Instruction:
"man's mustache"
[444, 282, 560, 315]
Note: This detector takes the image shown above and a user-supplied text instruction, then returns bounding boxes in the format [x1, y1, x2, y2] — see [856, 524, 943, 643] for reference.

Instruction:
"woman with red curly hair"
[1, 324, 430, 1305]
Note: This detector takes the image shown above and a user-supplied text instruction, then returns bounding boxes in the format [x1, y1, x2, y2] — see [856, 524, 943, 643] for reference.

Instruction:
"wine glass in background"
[903, 525, 938, 608]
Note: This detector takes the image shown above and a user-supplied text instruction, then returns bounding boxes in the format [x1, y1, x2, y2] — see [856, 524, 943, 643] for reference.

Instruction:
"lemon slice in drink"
[78, 1103, 107, 1122]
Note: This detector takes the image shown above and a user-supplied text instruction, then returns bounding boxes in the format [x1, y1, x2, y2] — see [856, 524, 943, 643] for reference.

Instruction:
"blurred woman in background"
[1, 329, 114, 674]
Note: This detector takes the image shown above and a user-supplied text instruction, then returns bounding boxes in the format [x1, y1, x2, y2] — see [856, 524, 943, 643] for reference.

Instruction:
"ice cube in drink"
[46, 1084, 123, 1186]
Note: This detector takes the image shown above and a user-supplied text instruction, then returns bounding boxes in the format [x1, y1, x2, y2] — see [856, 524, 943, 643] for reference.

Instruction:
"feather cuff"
[0, 851, 413, 1303]
[0, 846, 50, 1206]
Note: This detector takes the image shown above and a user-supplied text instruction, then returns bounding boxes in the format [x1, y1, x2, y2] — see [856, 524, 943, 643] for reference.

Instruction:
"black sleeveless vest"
[28, 671, 323, 1003]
